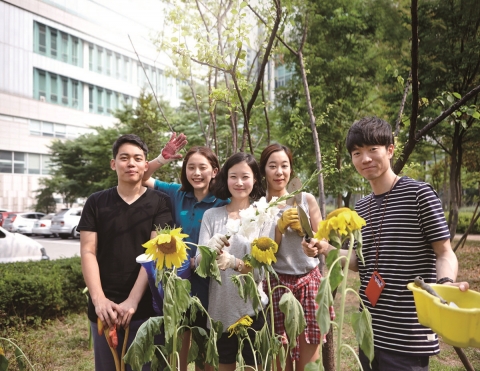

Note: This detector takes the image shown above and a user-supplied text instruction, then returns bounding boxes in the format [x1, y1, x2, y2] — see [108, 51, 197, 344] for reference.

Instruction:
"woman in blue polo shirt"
[144, 135, 228, 371]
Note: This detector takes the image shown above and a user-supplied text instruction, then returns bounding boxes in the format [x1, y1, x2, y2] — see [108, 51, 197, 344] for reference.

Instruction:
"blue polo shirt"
[154, 179, 229, 307]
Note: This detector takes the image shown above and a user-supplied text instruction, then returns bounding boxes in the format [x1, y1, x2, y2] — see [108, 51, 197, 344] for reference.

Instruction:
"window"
[89, 44, 94, 70]
[34, 69, 83, 109]
[62, 78, 69, 104]
[106, 91, 112, 112]
[42, 122, 54, 137]
[50, 74, 58, 102]
[0, 151, 12, 173]
[115, 54, 121, 79]
[38, 71, 46, 99]
[89, 86, 94, 112]
[33, 22, 82, 67]
[38, 24, 46, 53]
[28, 154, 41, 174]
[106, 51, 112, 76]
[50, 29, 57, 57]
[61, 32, 69, 62]
[54, 124, 66, 138]
[72, 37, 79, 65]
[97, 88, 104, 113]
[13, 153, 26, 174]
[97, 47, 103, 73]
[29, 120, 41, 136]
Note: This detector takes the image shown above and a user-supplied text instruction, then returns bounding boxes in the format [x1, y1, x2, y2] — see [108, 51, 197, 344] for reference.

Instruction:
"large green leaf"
[14, 348, 25, 371]
[195, 245, 222, 284]
[305, 359, 324, 371]
[326, 248, 343, 291]
[0, 354, 8, 371]
[279, 291, 306, 350]
[254, 321, 271, 368]
[315, 277, 333, 336]
[353, 229, 365, 266]
[205, 320, 222, 370]
[163, 274, 191, 339]
[124, 317, 164, 371]
[351, 309, 374, 362]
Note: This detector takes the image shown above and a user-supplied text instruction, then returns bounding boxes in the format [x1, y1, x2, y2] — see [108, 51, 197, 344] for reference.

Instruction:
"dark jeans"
[359, 347, 429, 371]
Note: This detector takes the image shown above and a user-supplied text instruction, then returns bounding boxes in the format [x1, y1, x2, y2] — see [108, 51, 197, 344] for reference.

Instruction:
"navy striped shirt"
[354, 176, 450, 355]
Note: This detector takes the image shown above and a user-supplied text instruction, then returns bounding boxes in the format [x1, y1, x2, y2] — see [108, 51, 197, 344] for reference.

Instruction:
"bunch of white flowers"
[226, 197, 281, 241]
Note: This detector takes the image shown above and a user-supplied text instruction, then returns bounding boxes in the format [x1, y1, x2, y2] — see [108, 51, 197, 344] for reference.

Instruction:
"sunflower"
[227, 315, 253, 338]
[251, 237, 278, 265]
[142, 227, 189, 270]
[315, 208, 366, 240]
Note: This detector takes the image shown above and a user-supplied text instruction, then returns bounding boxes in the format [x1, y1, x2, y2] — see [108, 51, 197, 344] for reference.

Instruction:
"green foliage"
[0, 257, 85, 328]
[447, 212, 480, 234]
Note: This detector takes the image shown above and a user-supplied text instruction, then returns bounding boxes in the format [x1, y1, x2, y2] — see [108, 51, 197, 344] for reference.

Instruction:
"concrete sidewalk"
[454, 234, 480, 241]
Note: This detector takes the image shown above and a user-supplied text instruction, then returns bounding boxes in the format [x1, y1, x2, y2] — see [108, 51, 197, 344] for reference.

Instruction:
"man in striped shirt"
[303, 117, 469, 371]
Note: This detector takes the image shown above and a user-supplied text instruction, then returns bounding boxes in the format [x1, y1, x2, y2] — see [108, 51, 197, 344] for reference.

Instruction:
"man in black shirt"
[78, 134, 173, 370]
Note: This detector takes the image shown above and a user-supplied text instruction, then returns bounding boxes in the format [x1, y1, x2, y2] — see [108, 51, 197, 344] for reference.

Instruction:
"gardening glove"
[277, 208, 303, 236]
[206, 233, 230, 254]
[216, 250, 236, 270]
[156, 132, 188, 165]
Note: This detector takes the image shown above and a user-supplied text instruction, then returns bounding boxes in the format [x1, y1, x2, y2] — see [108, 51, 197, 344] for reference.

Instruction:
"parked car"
[2, 212, 46, 235]
[0, 226, 49, 263]
[50, 208, 82, 239]
[0, 211, 20, 227]
[32, 213, 57, 237]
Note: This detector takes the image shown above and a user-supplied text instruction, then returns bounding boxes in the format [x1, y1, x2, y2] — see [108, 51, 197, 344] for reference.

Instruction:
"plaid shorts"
[264, 266, 326, 361]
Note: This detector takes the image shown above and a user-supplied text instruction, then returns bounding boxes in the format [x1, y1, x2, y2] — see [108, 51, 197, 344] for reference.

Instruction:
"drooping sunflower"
[315, 207, 366, 240]
[227, 315, 253, 338]
[142, 227, 189, 270]
[251, 237, 278, 265]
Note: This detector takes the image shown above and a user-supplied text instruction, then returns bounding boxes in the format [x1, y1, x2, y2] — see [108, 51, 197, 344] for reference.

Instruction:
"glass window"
[50, 74, 58, 102]
[13, 152, 26, 174]
[38, 71, 46, 99]
[41, 155, 51, 175]
[106, 51, 112, 76]
[106, 91, 112, 112]
[89, 45, 94, 70]
[89, 86, 94, 112]
[50, 29, 57, 57]
[124, 57, 129, 81]
[61, 78, 69, 105]
[42, 122, 54, 137]
[30, 120, 41, 136]
[115, 54, 121, 79]
[54, 124, 66, 138]
[97, 47, 103, 73]
[61, 33, 69, 62]
[28, 154, 41, 174]
[72, 80, 79, 108]
[97, 88, 104, 113]
[66, 126, 78, 139]
[0, 151, 12, 174]
[38, 24, 46, 53]
[72, 37, 79, 65]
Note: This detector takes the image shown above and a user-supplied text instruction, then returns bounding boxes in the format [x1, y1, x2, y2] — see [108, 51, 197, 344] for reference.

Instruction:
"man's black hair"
[346, 116, 395, 154]
[112, 134, 148, 159]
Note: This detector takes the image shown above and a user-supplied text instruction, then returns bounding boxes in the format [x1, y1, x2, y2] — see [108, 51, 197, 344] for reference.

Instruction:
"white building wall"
[0, 0, 181, 212]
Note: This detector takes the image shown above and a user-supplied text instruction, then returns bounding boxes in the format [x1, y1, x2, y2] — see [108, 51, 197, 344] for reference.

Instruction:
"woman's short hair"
[179, 146, 221, 193]
[212, 152, 266, 201]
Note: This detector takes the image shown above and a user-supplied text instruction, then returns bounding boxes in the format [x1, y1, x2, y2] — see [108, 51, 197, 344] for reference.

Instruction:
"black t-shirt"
[78, 186, 173, 322]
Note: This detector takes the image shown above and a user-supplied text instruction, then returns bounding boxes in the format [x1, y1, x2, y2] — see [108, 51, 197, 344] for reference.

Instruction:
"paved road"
[31, 235, 80, 260]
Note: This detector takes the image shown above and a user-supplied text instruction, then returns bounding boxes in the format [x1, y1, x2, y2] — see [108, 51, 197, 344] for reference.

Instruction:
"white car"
[2, 212, 46, 235]
[0, 226, 49, 263]
[50, 208, 82, 239]
[32, 213, 57, 237]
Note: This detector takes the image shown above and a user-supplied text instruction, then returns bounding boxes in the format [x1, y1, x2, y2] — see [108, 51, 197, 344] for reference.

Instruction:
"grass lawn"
[1, 241, 479, 370]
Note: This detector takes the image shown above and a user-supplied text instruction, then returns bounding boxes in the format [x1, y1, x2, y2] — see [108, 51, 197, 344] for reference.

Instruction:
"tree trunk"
[448, 123, 461, 239]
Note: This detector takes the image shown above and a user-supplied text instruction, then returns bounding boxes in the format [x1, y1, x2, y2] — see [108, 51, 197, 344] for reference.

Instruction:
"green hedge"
[0, 257, 86, 327]
[447, 212, 480, 234]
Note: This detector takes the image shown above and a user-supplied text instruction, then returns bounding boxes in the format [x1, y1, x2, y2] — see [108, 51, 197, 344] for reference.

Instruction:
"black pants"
[359, 347, 429, 371]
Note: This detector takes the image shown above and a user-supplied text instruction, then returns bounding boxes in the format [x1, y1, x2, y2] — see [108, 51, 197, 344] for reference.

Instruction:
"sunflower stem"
[335, 232, 355, 371]
[266, 271, 277, 371]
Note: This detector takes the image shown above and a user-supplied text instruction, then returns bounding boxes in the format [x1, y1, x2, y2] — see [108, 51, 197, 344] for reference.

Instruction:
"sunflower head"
[251, 237, 278, 265]
[314, 208, 366, 240]
[142, 227, 190, 270]
[227, 315, 253, 338]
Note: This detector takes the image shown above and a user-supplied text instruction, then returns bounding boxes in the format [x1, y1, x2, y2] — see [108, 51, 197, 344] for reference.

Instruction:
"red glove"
[156, 132, 188, 164]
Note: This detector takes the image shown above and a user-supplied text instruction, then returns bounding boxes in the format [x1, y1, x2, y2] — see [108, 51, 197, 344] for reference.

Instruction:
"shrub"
[446, 212, 480, 234]
[0, 257, 86, 328]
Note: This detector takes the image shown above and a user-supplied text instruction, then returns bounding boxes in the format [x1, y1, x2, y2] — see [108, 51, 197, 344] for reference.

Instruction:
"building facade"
[0, 0, 182, 211]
